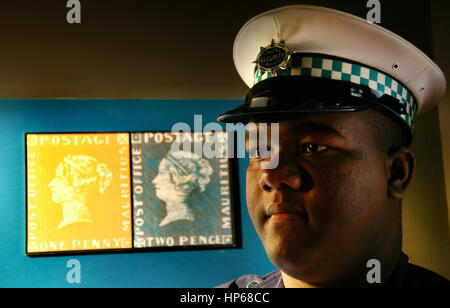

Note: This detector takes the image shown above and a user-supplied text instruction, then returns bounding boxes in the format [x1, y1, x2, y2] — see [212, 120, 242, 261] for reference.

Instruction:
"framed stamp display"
[25, 131, 239, 256]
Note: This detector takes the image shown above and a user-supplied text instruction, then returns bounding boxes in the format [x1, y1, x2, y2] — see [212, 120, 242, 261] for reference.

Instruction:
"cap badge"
[254, 39, 292, 74]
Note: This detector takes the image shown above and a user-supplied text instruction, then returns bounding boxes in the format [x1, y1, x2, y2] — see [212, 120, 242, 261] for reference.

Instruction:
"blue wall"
[0, 99, 275, 287]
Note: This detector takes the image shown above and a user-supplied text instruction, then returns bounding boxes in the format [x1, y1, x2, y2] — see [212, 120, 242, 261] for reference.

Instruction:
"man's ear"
[386, 147, 415, 199]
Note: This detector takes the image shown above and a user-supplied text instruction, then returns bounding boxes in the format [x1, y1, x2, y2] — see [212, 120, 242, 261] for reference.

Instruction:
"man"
[217, 5, 449, 287]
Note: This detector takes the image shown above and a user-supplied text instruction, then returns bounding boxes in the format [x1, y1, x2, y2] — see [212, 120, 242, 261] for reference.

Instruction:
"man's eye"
[301, 144, 329, 154]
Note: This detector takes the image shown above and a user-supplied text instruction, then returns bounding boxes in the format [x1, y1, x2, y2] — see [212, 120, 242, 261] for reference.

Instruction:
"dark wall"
[0, 0, 433, 98]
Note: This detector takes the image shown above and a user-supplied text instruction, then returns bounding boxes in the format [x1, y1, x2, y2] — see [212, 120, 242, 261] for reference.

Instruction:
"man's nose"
[258, 150, 303, 192]
[152, 175, 159, 184]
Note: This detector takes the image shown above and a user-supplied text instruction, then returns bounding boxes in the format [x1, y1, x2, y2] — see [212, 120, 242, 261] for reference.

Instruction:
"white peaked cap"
[233, 5, 446, 114]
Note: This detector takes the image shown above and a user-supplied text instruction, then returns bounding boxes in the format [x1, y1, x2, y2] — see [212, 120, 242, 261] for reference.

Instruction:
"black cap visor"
[218, 76, 407, 123]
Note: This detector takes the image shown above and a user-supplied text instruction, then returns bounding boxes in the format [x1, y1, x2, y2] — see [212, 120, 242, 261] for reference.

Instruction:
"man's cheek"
[310, 173, 360, 225]
[246, 179, 264, 227]
[247, 200, 265, 230]
[320, 168, 381, 226]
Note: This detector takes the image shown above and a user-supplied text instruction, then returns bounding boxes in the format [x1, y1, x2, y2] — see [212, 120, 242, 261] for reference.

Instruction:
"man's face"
[245, 110, 399, 284]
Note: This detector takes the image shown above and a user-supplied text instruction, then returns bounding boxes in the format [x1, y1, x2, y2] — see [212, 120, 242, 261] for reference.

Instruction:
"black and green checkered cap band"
[254, 55, 418, 130]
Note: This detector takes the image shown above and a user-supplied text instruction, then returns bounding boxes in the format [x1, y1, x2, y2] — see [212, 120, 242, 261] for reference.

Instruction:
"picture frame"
[25, 131, 241, 256]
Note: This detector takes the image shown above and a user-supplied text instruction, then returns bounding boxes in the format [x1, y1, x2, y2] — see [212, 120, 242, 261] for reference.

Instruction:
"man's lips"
[265, 203, 308, 220]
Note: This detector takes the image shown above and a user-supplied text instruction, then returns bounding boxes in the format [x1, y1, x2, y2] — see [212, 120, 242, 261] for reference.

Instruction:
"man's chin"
[263, 233, 322, 274]
[265, 241, 308, 270]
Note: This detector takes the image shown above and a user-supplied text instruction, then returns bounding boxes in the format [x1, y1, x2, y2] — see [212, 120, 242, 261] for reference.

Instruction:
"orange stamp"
[26, 133, 132, 254]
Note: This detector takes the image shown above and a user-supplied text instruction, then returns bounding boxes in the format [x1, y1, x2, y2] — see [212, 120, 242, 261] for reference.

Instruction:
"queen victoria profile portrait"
[49, 154, 113, 229]
[152, 150, 213, 227]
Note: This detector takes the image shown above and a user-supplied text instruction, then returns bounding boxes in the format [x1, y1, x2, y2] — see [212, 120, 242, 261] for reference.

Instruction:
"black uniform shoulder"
[217, 253, 449, 288]
[401, 263, 449, 288]
[385, 253, 449, 288]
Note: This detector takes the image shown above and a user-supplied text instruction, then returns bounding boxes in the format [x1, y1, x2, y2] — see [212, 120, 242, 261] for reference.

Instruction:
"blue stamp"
[131, 132, 236, 249]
